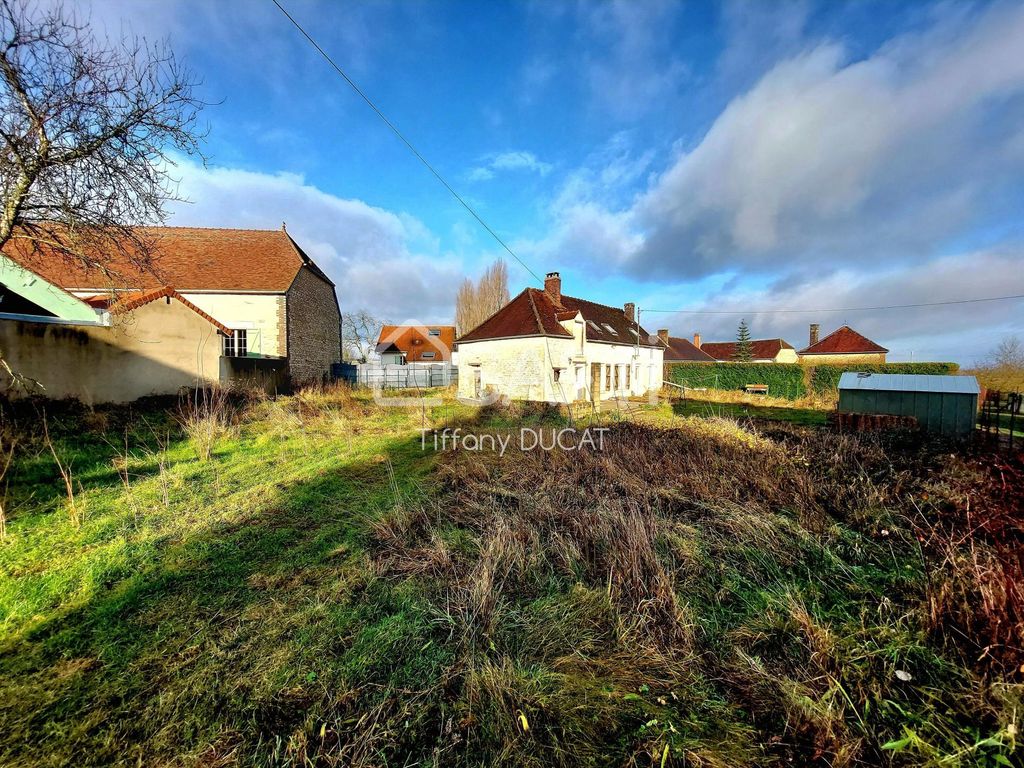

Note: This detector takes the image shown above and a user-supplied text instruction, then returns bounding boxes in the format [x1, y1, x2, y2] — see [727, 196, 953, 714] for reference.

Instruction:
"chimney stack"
[624, 302, 635, 322]
[657, 328, 669, 345]
[544, 271, 562, 305]
[693, 332, 701, 349]
[809, 323, 820, 347]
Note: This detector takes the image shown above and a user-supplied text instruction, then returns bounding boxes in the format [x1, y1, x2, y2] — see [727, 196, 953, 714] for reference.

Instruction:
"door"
[590, 363, 601, 404]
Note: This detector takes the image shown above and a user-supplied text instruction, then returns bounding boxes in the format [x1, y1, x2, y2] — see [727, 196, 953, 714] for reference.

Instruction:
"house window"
[613, 365, 620, 391]
[605, 365, 611, 390]
[428, 329, 441, 336]
[223, 329, 247, 357]
[603, 323, 618, 335]
[553, 367, 561, 382]
[421, 351, 436, 359]
[625, 365, 631, 389]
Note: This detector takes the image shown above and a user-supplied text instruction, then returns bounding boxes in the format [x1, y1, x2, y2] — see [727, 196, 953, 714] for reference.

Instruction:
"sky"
[75, 0, 1024, 366]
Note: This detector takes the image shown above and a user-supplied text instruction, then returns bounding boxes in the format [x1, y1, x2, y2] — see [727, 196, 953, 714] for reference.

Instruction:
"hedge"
[665, 361, 961, 400]
[665, 362, 807, 399]
[808, 362, 959, 394]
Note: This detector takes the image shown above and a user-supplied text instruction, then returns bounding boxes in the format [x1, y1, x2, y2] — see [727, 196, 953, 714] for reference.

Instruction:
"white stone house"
[455, 272, 664, 403]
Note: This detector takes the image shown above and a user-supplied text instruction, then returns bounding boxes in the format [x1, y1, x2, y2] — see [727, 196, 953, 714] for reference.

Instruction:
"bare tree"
[342, 310, 385, 363]
[0, 0, 206, 273]
[989, 335, 1024, 369]
[456, 259, 510, 336]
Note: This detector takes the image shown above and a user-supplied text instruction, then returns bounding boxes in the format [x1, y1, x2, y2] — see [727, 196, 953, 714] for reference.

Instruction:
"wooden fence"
[978, 390, 1023, 449]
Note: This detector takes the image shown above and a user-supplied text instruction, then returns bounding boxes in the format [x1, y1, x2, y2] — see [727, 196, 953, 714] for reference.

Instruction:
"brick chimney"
[657, 328, 669, 345]
[693, 332, 701, 349]
[544, 271, 561, 305]
[624, 302, 635, 322]
[809, 323, 820, 347]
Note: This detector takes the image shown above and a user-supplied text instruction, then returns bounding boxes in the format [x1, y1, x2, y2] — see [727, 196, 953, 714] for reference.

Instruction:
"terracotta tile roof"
[700, 338, 794, 361]
[2, 226, 332, 293]
[376, 325, 456, 361]
[108, 286, 232, 334]
[663, 336, 716, 362]
[456, 287, 660, 347]
[799, 325, 888, 355]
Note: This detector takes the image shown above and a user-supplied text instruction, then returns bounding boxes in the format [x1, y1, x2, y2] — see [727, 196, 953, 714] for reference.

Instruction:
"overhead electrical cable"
[271, 0, 543, 284]
[641, 294, 1024, 315]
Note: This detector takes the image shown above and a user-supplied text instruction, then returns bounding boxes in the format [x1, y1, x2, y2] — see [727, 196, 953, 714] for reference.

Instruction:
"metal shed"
[837, 373, 980, 436]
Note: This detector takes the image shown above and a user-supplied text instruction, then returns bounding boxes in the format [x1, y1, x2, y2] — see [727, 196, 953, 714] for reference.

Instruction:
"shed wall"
[838, 389, 977, 435]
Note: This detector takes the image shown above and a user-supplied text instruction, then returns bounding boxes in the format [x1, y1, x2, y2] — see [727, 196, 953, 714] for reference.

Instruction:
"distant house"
[799, 323, 888, 364]
[375, 324, 456, 365]
[455, 272, 664, 403]
[700, 338, 798, 364]
[1, 225, 341, 399]
[658, 330, 715, 362]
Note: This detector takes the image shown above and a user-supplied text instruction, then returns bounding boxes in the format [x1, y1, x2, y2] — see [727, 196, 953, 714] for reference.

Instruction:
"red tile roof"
[2, 226, 332, 292]
[700, 338, 794, 361]
[799, 326, 888, 355]
[456, 287, 660, 347]
[107, 285, 232, 334]
[377, 325, 456, 361]
[663, 336, 716, 362]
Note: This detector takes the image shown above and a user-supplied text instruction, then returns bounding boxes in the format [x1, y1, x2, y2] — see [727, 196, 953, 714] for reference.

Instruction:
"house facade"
[455, 272, 663, 403]
[799, 324, 888, 364]
[2, 226, 341, 385]
[700, 338, 798, 363]
[375, 324, 456, 364]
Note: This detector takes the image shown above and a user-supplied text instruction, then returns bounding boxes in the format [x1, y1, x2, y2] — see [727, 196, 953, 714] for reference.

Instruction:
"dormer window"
[603, 323, 618, 335]
[428, 329, 441, 336]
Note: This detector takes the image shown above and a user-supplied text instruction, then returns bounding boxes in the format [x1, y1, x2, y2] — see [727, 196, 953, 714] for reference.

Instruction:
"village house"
[375, 324, 456, 365]
[798, 323, 888, 364]
[699, 337, 798, 364]
[455, 272, 664, 403]
[0, 226, 340, 401]
[658, 331, 716, 362]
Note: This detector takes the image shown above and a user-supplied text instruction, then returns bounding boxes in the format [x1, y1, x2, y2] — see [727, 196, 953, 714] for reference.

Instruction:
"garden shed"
[837, 372, 980, 436]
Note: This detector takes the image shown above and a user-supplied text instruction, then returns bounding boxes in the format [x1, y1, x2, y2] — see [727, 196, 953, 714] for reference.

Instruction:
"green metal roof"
[837, 372, 979, 395]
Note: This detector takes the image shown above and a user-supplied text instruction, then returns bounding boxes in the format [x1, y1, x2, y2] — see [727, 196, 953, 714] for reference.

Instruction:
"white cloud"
[658, 247, 1024, 365]
[627, 2, 1024, 277]
[165, 160, 461, 323]
[467, 151, 553, 182]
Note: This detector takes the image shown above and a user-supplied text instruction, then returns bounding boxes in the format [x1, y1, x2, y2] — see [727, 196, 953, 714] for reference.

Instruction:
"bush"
[808, 362, 959, 394]
[665, 362, 807, 399]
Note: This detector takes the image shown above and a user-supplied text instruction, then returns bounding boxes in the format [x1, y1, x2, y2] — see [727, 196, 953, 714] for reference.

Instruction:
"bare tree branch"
[455, 259, 509, 336]
[0, 0, 207, 275]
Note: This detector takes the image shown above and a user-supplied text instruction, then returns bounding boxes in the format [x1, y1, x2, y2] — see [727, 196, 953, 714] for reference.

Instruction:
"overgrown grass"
[0, 387, 1020, 766]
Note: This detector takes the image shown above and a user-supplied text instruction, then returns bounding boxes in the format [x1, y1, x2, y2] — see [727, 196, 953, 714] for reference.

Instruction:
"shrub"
[808, 362, 960, 394]
[666, 362, 807, 400]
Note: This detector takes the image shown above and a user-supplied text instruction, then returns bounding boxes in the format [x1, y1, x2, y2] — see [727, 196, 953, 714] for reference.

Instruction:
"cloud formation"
[468, 151, 553, 182]
[166, 160, 461, 323]
[631, 2, 1024, 277]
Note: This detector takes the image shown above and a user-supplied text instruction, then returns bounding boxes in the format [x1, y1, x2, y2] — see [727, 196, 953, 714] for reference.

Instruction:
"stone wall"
[285, 266, 341, 385]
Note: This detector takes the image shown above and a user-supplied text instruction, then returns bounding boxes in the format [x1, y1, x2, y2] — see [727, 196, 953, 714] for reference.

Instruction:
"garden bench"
[744, 384, 769, 395]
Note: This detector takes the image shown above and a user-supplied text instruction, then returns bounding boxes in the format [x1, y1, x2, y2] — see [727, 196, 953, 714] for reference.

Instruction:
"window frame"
[223, 329, 248, 358]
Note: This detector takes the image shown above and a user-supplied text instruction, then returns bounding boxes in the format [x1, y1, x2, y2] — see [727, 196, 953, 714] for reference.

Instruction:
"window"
[223, 329, 247, 357]
[421, 351, 436, 359]
[603, 323, 619, 335]
[588, 320, 601, 333]
[428, 329, 441, 336]
[605, 365, 611, 390]
[613, 365, 620, 391]
[553, 367, 561, 382]
[625, 365, 631, 389]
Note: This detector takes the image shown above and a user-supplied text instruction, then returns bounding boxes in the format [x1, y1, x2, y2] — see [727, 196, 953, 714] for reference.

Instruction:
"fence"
[978, 389, 1023, 449]
[334, 363, 457, 389]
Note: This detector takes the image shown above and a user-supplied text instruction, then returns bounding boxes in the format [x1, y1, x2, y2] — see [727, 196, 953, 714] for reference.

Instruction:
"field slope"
[0, 389, 1020, 766]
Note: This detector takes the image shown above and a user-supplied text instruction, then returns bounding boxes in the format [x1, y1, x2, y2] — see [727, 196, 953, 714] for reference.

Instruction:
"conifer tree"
[733, 319, 754, 362]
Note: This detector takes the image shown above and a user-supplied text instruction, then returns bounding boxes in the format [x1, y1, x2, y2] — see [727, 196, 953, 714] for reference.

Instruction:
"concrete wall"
[800, 352, 887, 365]
[286, 265, 341, 385]
[178, 292, 286, 357]
[0, 299, 222, 404]
[457, 333, 664, 403]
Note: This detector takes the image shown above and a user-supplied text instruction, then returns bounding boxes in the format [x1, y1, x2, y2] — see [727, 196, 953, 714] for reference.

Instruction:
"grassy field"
[0, 387, 1021, 766]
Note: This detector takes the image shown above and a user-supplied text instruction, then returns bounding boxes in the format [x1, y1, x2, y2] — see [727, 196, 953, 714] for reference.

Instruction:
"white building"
[455, 272, 664, 403]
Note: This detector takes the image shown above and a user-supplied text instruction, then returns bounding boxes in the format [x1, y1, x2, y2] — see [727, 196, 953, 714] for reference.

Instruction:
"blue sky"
[81, 0, 1024, 365]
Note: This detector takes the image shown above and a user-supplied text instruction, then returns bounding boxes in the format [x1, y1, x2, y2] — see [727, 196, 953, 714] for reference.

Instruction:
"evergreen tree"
[734, 319, 754, 362]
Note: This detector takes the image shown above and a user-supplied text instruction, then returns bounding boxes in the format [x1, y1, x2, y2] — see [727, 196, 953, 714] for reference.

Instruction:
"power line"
[270, 0, 543, 284]
[641, 293, 1024, 315]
